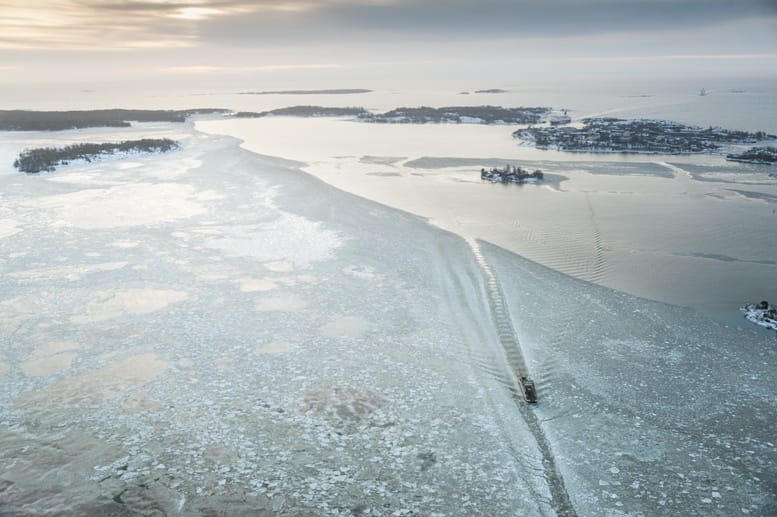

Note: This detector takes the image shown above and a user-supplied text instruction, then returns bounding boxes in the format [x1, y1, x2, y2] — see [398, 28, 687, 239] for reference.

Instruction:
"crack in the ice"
[465, 237, 578, 517]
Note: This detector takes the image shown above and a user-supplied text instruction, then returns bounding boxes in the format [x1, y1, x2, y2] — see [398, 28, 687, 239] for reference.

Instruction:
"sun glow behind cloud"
[170, 7, 225, 20]
[0, 0, 199, 49]
[0, 0, 268, 50]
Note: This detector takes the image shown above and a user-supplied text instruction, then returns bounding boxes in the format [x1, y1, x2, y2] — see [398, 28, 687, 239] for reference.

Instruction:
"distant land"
[361, 106, 549, 124]
[474, 89, 508, 94]
[230, 105, 550, 124]
[14, 138, 179, 173]
[232, 106, 369, 118]
[515, 118, 775, 154]
[0, 109, 228, 131]
[238, 89, 372, 95]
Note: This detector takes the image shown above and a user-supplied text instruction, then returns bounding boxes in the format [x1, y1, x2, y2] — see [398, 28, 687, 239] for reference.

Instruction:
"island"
[474, 89, 508, 94]
[13, 138, 179, 173]
[481, 164, 543, 183]
[0, 109, 228, 131]
[231, 106, 369, 118]
[726, 146, 777, 164]
[360, 106, 550, 124]
[514, 118, 774, 154]
[741, 301, 777, 332]
[238, 89, 372, 95]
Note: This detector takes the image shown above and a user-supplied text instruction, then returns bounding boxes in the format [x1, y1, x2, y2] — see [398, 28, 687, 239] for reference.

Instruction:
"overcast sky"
[1, 0, 776, 86]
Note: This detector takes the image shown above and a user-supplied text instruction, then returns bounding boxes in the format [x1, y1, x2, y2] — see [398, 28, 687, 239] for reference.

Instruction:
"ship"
[699, 88, 708, 96]
[519, 377, 537, 403]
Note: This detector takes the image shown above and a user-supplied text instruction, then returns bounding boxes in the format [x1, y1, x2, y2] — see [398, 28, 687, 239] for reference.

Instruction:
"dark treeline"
[0, 109, 228, 131]
[231, 105, 549, 124]
[361, 106, 550, 124]
[14, 138, 179, 173]
[232, 106, 369, 118]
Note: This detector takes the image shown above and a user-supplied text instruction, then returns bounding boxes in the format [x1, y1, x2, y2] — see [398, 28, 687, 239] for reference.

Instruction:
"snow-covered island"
[514, 117, 774, 154]
[741, 301, 777, 331]
[481, 164, 544, 183]
[726, 146, 777, 164]
[13, 138, 179, 173]
[360, 105, 550, 124]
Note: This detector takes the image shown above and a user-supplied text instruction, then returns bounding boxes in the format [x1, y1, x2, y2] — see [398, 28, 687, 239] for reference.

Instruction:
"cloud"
[195, 0, 777, 45]
[2, 0, 774, 50]
[160, 63, 344, 73]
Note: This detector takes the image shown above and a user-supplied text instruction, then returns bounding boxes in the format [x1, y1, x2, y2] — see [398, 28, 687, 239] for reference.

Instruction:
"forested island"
[514, 118, 774, 154]
[360, 106, 549, 124]
[232, 106, 369, 118]
[13, 138, 179, 173]
[0, 109, 228, 131]
[238, 89, 372, 95]
[726, 146, 777, 164]
[481, 164, 544, 183]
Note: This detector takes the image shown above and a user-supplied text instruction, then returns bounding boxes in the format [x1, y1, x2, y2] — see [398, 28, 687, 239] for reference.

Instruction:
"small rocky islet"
[726, 146, 777, 164]
[481, 164, 544, 184]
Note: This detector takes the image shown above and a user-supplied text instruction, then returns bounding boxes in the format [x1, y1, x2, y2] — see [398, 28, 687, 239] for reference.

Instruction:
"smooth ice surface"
[198, 114, 777, 317]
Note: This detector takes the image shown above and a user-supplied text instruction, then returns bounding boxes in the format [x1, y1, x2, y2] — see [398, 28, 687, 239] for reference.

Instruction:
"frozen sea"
[1, 78, 776, 515]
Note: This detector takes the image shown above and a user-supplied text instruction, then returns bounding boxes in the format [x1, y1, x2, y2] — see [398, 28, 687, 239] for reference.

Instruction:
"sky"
[1, 0, 776, 88]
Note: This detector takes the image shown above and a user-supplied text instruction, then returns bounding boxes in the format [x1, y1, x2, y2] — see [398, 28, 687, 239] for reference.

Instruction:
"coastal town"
[514, 117, 774, 154]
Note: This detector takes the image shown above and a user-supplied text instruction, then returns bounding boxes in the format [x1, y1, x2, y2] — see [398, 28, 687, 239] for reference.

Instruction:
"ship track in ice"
[465, 237, 577, 516]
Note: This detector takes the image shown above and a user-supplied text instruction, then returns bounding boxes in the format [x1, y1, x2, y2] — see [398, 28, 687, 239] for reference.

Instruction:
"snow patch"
[35, 183, 207, 229]
[0, 218, 21, 239]
[71, 289, 188, 324]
